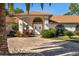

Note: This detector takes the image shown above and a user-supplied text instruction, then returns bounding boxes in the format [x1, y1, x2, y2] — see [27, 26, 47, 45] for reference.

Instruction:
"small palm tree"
[25, 3, 52, 14]
[0, 3, 9, 55]
[25, 3, 30, 14]
[8, 3, 14, 15]
[41, 3, 44, 10]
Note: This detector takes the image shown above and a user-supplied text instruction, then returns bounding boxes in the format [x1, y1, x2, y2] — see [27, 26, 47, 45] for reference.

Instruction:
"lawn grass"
[70, 36, 79, 40]
[51, 36, 70, 40]
[50, 36, 79, 41]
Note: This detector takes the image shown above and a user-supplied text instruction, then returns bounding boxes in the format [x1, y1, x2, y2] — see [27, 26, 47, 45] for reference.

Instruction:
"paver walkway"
[7, 36, 79, 56]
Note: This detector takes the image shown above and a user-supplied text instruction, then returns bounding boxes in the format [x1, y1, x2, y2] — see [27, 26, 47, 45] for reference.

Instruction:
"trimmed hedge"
[64, 30, 74, 36]
[41, 28, 56, 38]
[8, 31, 16, 37]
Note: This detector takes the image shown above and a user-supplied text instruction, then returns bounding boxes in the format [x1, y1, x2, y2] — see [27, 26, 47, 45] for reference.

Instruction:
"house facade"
[50, 16, 79, 32]
[16, 12, 52, 35]
[6, 16, 19, 35]
[6, 12, 79, 35]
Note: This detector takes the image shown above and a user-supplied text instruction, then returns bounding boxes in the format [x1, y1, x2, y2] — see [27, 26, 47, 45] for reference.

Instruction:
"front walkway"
[7, 36, 79, 56]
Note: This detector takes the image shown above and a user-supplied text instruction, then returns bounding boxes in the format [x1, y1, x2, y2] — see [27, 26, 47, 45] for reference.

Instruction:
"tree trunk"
[0, 3, 9, 55]
[8, 3, 14, 15]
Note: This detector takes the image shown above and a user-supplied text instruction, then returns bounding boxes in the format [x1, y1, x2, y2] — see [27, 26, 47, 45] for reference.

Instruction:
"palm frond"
[31, 3, 33, 6]
[25, 3, 30, 14]
[49, 3, 52, 7]
[41, 3, 44, 10]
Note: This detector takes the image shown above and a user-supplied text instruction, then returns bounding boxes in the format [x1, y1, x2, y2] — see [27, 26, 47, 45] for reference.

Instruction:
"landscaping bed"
[41, 28, 79, 42]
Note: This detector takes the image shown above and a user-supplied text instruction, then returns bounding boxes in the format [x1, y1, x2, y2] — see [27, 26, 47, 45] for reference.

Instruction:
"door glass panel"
[35, 26, 36, 29]
[39, 27, 41, 29]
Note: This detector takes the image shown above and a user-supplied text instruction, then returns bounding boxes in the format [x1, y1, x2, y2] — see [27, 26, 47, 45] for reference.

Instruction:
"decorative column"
[44, 16, 49, 30]
[19, 19, 24, 34]
[0, 3, 9, 55]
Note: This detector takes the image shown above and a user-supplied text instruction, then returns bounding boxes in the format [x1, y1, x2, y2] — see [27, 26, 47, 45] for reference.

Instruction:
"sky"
[5, 3, 70, 15]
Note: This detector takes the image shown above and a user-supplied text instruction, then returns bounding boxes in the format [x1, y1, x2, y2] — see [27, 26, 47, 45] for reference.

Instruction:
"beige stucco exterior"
[6, 12, 79, 35]
[17, 15, 50, 34]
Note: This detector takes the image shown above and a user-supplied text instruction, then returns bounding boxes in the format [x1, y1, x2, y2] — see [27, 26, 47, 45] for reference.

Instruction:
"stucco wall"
[6, 24, 14, 35]
[49, 23, 58, 29]
[18, 15, 79, 34]
[49, 23, 78, 32]
[44, 19, 49, 29]
[63, 24, 77, 32]
[18, 15, 50, 34]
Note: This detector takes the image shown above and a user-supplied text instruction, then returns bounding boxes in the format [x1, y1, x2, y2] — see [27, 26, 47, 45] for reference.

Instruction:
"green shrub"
[74, 30, 79, 35]
[64, 30, 74, 36]
[41, 30, 49, 38]
[41, 28, 56, 38]
[12, 24, 18, 31]
[8, 24, 18, 37]
[49, 28, 57, 36]
[9, 31, 16, 37]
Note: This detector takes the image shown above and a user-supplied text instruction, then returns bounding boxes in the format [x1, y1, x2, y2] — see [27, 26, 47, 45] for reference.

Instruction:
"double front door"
[33, 23, 42, 34]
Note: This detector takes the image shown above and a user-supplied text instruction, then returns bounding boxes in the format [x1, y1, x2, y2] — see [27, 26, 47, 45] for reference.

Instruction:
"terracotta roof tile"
[15, 12, 52, 16]
[29, 12, 52, 16]
[50, 16, 79, 23]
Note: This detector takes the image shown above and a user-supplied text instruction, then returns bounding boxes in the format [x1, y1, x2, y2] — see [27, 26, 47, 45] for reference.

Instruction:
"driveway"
[7, 36, 79, 56]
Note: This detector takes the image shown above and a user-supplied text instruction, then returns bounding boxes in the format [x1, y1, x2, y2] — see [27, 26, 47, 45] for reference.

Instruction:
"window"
[76, 24, 79, 31]
[55, 24, 65, 36]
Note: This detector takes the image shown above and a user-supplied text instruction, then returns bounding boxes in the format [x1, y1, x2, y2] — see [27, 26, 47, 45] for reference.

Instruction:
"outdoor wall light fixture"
[46, 24, 49, 26]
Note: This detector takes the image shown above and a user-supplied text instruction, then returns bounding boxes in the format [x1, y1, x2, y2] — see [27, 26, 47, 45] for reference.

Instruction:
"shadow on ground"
[8, 41, 79, 56]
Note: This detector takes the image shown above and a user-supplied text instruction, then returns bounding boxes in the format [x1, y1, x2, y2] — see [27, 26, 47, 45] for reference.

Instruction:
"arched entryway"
[56, 24, 65, 36]
[76, 24, 79, 31]
[33, 17, 43, 34]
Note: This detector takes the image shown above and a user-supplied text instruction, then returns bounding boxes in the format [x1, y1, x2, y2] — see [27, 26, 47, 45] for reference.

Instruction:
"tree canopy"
[64, 3, 79, 15]
[14, 8, 24, 14]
